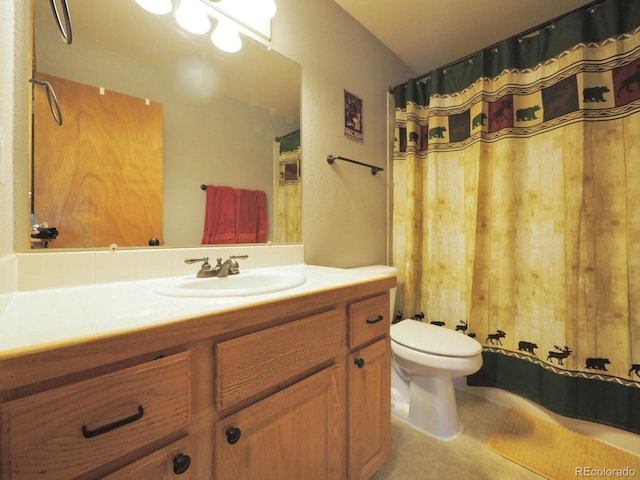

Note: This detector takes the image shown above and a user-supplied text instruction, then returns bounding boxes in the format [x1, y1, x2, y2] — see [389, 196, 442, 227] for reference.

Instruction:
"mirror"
[30, 0, 301, 249]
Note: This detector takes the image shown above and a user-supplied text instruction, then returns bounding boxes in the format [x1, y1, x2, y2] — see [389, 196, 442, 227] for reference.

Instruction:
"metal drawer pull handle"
[366, 315, 384, 324]
[81, 405, 144, 438]
[354, 357, 365, 368]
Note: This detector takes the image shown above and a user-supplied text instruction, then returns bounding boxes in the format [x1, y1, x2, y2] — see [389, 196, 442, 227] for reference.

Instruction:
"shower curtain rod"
[388, 0, 605, 94]
[327, 155, 384, 175]
[275, 129, 300, 142]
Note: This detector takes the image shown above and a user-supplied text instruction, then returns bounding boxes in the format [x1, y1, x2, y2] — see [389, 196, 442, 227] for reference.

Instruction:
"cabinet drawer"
[348, 293, 390, 348]
[102, 435, 202, 479]
[215, 309, 344, 410]
[1, 352, 190, 480]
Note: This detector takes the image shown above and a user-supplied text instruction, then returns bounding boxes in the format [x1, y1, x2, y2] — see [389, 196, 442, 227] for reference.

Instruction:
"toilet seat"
[391, 320, 482, 358]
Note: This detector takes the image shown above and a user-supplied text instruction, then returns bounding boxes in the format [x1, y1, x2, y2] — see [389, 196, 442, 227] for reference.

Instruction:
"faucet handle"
[184, 257, 209, 264]
[184, 257, 212, 272]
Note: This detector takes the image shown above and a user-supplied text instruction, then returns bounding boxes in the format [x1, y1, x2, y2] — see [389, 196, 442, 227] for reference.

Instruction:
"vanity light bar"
[200, 0, 273, 50]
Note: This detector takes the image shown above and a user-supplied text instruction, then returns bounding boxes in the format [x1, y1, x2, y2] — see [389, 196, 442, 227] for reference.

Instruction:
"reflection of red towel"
[236, 189, 257, 243]
[202, 185, 268, 244]
[236, 189, 268, 243]
[202, 185, 237, 244]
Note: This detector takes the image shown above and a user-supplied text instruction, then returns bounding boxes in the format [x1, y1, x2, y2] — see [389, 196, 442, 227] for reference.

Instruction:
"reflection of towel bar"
[30, 79, 63, 126]
[327, 155, 383, 176]
[49, 0, 73, 44]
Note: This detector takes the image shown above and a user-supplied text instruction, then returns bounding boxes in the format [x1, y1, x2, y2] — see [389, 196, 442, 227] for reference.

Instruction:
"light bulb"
[211, 18, 242, 53]
[254, 0, 276, 20]
[135, 0, 172, 15]
[176, 0, 211, 34]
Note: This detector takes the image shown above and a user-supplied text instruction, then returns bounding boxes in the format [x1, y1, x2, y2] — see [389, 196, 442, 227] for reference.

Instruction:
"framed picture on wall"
[344, 90, 363, 142]
[279, 159, 300, 185]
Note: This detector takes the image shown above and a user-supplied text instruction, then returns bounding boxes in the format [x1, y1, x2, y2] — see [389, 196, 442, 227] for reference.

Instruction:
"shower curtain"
[392, 0, 640, 434]
[274, 130, 302, 243]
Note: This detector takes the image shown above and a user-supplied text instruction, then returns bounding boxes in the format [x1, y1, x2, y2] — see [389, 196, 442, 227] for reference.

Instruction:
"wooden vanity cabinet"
[0, 277, 394, 480]
[212, 292, 392, 480]
[213, 308, 347, 479]
[347, 293, 392, 480]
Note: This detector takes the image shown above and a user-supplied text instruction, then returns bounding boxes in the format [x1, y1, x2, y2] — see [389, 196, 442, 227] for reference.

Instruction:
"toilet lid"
[391, 320, 482, 357]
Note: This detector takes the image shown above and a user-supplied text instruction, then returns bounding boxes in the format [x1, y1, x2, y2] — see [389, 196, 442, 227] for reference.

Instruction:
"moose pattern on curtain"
[392, 0, 640, 434]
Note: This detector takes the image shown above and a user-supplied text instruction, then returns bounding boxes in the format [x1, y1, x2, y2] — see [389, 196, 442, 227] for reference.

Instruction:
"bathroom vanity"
[0, 265, 394, 479]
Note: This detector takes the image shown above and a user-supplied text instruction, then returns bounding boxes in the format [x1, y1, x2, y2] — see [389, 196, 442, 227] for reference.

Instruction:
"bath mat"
[488, 408, 640, 480]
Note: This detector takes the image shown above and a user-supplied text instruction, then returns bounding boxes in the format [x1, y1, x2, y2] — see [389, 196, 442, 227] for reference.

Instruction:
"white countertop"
[0, 264, 390, 356]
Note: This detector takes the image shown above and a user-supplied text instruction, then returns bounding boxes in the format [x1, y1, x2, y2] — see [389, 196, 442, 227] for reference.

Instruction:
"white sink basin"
[152, 269, 307, 298]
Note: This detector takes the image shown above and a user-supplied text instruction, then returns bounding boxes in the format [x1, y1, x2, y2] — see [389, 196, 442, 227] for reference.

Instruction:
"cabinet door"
[215, 364, 345, 480]
[348, 338, 391, 480]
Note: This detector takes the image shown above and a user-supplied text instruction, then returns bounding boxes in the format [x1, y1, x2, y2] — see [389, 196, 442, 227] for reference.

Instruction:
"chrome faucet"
[184, 255, 248, 278]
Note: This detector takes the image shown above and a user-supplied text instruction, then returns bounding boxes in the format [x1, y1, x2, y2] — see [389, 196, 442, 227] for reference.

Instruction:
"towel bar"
[327, 155, 383, 175]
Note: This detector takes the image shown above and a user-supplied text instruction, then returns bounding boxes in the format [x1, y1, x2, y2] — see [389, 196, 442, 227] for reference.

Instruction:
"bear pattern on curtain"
[392, 0, 640, 434]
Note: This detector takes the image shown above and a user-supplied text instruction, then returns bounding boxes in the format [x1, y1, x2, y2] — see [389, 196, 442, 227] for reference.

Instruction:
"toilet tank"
[351, 265, 398, 322]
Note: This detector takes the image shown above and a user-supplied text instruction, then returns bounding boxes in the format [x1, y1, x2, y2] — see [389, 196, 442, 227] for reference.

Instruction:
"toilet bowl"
[391, 319, 482, 440]
[350, 265, 483, 441]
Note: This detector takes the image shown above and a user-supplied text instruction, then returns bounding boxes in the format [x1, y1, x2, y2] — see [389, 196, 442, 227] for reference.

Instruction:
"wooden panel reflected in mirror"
[34, 74, 163, 248]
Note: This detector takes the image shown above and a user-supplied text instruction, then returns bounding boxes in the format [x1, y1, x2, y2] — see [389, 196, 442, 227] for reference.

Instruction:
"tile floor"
[372, 389, 545, 480]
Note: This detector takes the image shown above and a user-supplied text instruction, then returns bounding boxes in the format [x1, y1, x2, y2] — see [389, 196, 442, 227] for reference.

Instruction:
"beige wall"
[4, 0, 414, 268]
[272, 0, 414, 267]
[1, 3, 20, 257]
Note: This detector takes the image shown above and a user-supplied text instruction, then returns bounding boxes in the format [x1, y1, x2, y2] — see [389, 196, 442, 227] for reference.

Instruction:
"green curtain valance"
[278, 129, 300, 154]
[393, 0, 640, 106]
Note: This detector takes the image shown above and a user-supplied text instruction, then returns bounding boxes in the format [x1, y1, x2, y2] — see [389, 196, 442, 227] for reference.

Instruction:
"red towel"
[236, 188, 268, 243]
[202, 185, 268, 244]
[201, 185, 237, 244]
[236, 188, 258, 243]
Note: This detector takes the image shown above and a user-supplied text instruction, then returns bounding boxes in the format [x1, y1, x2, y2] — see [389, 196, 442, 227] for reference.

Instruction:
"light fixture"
[176, 0, 211, 34]
[135, 0, 172, 15]
[214, 0, 276, 22]
[136, 0, 277, 53]
[211, 18, 242, 53]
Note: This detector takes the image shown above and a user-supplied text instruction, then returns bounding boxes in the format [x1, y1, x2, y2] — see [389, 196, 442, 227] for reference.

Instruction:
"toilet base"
[391, 372, 464, 441]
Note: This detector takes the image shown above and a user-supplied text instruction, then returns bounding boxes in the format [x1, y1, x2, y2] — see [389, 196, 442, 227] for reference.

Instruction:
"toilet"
[351, 265, 483, 440]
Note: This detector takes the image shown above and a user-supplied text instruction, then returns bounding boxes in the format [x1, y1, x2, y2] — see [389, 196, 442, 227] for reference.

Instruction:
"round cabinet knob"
[173, 453, 191, 475]
[354, 357, 365, 368]
[226, 426, 242, 444]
